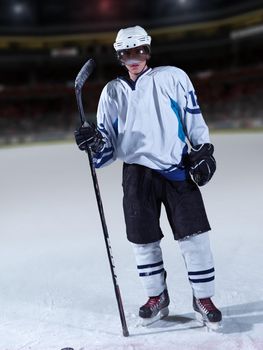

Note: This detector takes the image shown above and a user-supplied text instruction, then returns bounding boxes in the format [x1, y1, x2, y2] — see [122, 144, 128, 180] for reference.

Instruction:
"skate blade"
[140, 307, 169, 327]
[195, 311, 222, 331]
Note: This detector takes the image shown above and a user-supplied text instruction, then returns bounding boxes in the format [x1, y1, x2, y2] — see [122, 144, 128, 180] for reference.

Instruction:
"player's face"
[117, 46, 149, 65]
[125, 60, 147, 77]
[117, 46, 149, 78]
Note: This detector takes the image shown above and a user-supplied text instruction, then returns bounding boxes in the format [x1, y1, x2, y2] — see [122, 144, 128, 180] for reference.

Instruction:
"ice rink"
[0, 132, 262, 350]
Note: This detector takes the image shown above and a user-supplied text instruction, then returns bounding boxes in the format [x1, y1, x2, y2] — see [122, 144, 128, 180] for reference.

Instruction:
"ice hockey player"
[75, 25, 222, 329]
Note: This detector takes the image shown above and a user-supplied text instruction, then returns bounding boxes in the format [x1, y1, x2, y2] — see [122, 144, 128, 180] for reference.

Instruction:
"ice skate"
[193, 296, 222, 330]
[139, 289, 170, 326]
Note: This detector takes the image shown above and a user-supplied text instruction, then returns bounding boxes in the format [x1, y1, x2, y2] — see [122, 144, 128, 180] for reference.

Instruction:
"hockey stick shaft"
[75, 59, 129, 337]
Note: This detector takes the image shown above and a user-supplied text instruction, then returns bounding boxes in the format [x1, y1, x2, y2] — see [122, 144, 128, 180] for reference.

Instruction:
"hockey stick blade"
[75, 58, 96, 91]
[74, 58, 96, 124]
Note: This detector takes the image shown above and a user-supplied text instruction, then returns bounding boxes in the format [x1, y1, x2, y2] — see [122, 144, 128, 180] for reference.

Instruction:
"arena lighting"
[51, 47, 78, 57]
[99, 0, 112, 13]
[12, 2, 26, 15]
[230, 24, 263, 40]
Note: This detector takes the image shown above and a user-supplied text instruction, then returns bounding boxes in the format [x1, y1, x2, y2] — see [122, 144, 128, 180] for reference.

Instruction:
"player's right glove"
[74, 123, 105, 153]
[188, 143, 216, 186]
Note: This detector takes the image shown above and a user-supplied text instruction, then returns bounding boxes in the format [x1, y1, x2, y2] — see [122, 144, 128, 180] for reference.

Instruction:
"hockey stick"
[75, 59, 129, 337]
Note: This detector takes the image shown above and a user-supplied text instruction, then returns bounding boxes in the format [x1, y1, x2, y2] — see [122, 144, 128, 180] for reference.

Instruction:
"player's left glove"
[188, 143, 216, 186]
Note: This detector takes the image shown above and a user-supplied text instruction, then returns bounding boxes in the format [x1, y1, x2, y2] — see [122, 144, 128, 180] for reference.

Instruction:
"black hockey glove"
[74, 123, 105, 153]
[188, 143, 216, 186]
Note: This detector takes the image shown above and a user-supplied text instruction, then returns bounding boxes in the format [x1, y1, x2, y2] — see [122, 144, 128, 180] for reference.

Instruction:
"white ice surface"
[0, 133, 262, 350]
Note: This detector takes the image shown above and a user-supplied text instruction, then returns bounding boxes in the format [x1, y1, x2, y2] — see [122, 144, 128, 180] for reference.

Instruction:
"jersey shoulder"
[151, 65, 187, 77]
[150, 66, 190, 85]
[100, 78, 121, 100]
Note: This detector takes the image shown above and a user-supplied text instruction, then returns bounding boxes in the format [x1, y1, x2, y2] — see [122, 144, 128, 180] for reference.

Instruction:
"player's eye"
[123, 50, 131, 56]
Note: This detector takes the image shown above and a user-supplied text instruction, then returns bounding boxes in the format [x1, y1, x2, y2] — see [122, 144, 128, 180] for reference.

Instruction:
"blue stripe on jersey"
[155, 168, 188, 181]
[95, 153, 114, 168]
[98, 123, 109, 136]
[94, 147, 114, 168]
[170, 97, 185, 142]
[189, 90, 197, 107]
[155, 144, 189, 181]
[113, 118, 118, 137]
[95, 146, 114, 160]
[186, 107, 201, 115]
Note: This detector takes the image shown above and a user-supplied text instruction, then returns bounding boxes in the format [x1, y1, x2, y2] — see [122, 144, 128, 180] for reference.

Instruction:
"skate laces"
[198, 298, 216, 312]
[145, 296, 161, 308]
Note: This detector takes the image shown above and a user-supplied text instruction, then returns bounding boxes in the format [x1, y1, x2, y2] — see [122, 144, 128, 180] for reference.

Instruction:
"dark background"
[1, 0, 263, 145]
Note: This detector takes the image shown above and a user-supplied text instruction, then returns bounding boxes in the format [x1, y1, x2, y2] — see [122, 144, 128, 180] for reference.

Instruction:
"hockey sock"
[132, 240, 166, 297]
[178, 232, 215, 298]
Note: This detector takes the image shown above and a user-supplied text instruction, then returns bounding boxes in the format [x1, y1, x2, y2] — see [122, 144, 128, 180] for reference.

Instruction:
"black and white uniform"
[93, 66, 215, 298]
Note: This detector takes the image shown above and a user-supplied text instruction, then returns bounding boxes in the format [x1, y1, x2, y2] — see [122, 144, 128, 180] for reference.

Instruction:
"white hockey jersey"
[93, 66, 210, 180]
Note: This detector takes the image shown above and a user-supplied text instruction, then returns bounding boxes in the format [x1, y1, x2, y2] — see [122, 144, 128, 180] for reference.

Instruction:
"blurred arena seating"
[0, 1, 263, 145]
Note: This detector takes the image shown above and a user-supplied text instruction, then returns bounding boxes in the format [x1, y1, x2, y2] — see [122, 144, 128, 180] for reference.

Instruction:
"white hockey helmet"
[113, 25, 151, 52]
